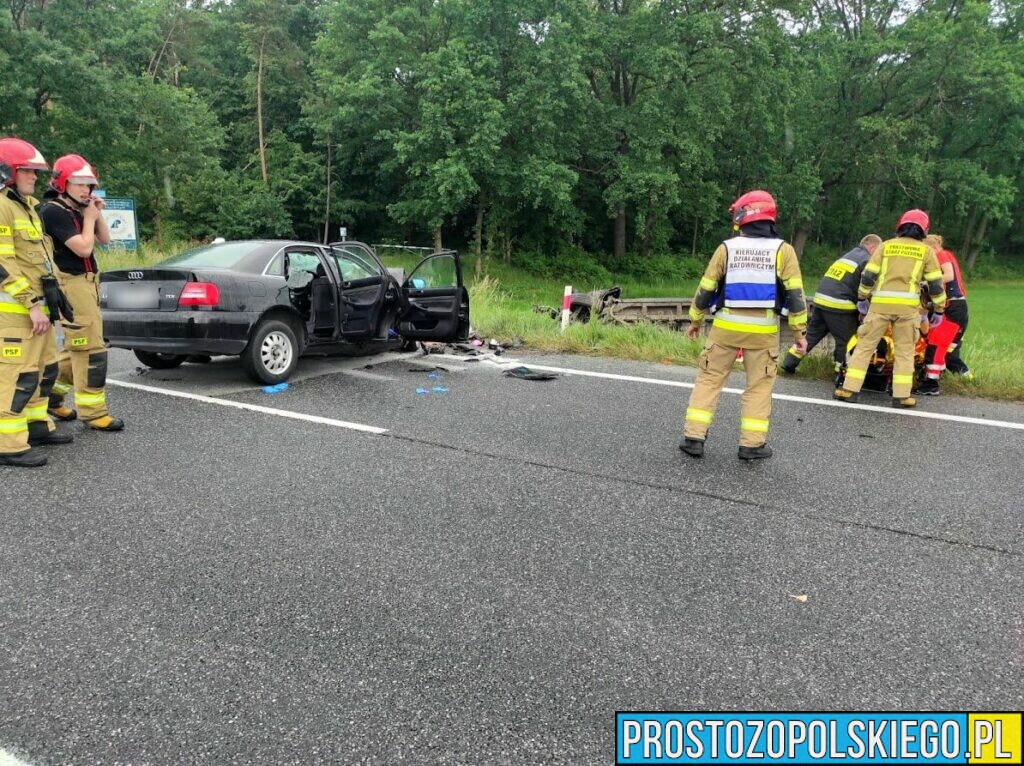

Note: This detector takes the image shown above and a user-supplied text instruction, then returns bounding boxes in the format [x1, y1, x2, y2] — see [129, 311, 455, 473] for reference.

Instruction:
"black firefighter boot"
[27, 421, 74, 446]
[738, 443, 773, 461]
[0, 448, 47, 467]
[48, 395, 77, 421]
[679, 438, 705, 458]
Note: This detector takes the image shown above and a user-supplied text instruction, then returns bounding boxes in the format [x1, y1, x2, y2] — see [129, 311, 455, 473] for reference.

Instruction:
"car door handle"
[410, 300, 447, 314]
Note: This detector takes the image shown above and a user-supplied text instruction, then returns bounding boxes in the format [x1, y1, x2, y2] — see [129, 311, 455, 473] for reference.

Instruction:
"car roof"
[163, 240, 326, 274]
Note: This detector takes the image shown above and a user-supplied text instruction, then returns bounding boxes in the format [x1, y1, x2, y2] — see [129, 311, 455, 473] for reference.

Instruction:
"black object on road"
[504, 366, 559, 381]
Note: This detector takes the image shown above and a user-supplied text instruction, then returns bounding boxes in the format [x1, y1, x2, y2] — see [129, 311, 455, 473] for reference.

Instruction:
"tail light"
[178, 282, 220, 307]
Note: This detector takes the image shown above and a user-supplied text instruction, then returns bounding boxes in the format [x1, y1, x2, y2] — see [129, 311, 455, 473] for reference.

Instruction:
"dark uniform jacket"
[37, 191, 98, 276]
[812, 245, 869, 312]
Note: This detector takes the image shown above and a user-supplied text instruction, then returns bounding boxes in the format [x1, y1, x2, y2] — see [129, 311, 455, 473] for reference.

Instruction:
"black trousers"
[804, 308, 860, 367]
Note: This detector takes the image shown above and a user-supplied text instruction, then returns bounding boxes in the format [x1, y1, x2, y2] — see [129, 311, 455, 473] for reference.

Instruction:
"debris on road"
[262, 382, 289, 394]
[789, 594, 809, 603]
[504, 366, 560, 381]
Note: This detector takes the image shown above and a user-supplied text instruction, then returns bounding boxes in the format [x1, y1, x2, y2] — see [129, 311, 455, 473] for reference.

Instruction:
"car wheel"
[134, 350, 188, 369]
[241, 319, 299, 384]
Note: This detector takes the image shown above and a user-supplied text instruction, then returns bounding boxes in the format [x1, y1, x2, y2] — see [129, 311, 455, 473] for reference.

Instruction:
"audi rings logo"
[128, 271, 145, 280]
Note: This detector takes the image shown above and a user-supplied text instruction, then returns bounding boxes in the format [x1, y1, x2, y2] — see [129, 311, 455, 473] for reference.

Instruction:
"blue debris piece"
[431, 386, 449, 394]
[262, 382, 289, 394]
[427, 372, 443, 380]
[415, 387, 429, 395]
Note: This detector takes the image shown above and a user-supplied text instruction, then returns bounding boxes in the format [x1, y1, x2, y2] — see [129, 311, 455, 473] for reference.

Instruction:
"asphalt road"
[1, 347, 1022, 765]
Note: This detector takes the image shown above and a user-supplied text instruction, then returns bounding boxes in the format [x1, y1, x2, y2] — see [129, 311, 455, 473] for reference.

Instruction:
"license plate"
[108, 285, 159, 309]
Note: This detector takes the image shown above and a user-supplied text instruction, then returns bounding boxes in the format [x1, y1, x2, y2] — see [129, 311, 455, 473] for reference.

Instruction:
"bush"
[609, 253, 706, 283]
[968, 250, 1024, 280]
[511, 246, 613, 286]
[797, 241, 836, 278]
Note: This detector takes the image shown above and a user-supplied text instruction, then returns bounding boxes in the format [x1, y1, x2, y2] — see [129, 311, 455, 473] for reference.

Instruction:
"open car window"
[287, 250, 323, 276]
[407, 254, 458, 289]
[330, 245, 382, 282]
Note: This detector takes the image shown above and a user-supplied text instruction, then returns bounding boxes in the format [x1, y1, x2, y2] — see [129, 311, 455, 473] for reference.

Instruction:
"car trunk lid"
[101, 269, 191, 312]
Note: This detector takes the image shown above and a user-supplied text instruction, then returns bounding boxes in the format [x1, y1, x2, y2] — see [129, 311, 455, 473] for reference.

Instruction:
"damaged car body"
[100, 240, 470, 383]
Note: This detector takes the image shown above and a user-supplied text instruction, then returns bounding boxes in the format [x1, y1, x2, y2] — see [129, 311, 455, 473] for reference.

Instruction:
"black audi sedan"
[100, 240, 470, 383]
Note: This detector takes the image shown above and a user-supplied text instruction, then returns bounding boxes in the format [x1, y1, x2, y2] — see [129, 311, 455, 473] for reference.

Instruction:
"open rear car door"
[397, 250, 470, 342]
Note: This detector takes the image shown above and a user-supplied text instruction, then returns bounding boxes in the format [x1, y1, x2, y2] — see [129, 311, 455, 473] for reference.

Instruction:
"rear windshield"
[159, 242, 258, 269]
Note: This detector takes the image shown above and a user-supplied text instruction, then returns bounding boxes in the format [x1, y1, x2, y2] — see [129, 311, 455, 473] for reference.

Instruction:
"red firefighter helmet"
[0, 138, 49, 187]
[50, 154, 99, 194]
[729, 189, 777, 225]
[897, 209, 929, 234]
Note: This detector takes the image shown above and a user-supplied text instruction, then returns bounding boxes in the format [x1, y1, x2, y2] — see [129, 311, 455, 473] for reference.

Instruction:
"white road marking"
[106, 379, 387, 434]
[0, 748, 33, 766]
[435, 354, 1024, 432]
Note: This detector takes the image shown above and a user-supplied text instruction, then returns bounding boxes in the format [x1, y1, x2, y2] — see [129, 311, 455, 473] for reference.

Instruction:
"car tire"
[134, 350, 188, 369]
[241, 319, 300, 384]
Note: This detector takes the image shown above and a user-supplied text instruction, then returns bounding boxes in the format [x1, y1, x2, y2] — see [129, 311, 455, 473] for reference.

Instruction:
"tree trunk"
[322, 136, 332, 244]
[967, 213, 990, 270]
[473, 196, 485, 280]
[154, 208, 163, 251]
[691, 218, 699, 257]
[960, 205, 978, 261]
[792, 223, 811, 257]
[433, 226, 443, 253]
[613, 205, 626, 260]
[640, 197, 656, 259]
[256, 32, 268, 185]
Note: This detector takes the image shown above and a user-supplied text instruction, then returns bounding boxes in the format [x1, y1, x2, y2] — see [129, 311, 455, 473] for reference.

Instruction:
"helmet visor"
[66, 173, 99, 187]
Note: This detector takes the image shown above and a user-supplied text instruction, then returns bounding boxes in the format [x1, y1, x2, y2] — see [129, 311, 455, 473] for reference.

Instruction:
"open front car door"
[397, 250, 470, 343]
[328, 242, 388, 339]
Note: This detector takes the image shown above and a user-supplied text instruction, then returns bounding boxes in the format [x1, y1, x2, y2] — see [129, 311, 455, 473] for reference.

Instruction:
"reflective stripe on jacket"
[813, 245, 869, 312]
[860, 236, 945, 316]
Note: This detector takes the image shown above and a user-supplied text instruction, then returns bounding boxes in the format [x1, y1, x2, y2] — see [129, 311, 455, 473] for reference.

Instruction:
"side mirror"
[410, 277, 427, 290]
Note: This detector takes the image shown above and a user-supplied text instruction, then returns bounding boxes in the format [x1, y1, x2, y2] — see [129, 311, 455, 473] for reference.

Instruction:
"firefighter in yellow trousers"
[681, 190, 808, 461]
[835, 209, 946, 408]
[0, 137, 74, 468]
[38, 154, 123, 431]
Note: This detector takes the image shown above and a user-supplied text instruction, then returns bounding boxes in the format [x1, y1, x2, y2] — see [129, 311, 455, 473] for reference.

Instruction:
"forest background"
[2, 0, 1022, 279]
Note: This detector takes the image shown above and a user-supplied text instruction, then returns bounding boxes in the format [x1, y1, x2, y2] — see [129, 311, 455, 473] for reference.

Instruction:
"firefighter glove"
[40, 276, 75, 323]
